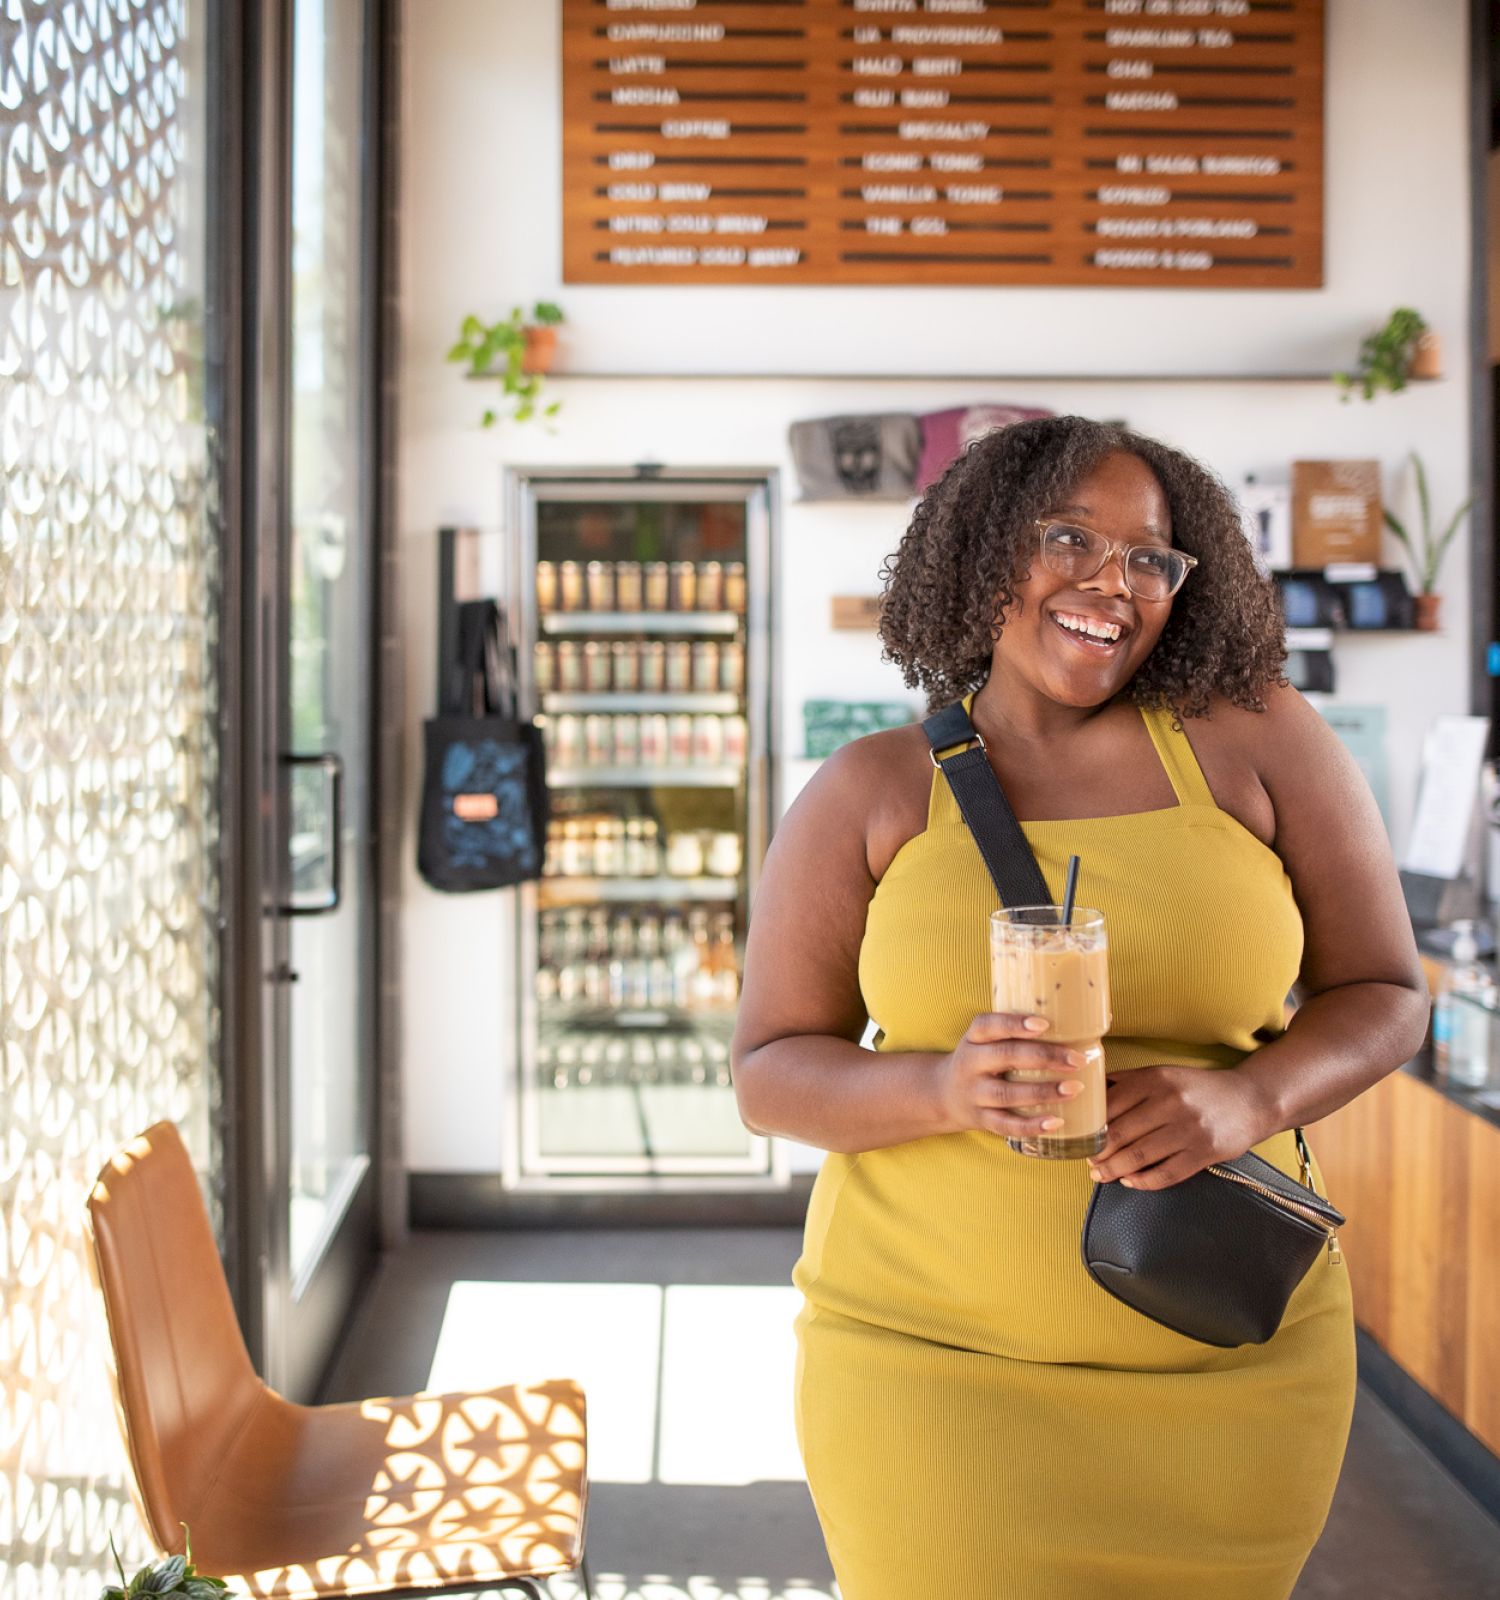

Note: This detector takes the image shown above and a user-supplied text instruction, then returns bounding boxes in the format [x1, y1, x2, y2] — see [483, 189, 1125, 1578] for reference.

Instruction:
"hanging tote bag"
[417, 599, 549, 891]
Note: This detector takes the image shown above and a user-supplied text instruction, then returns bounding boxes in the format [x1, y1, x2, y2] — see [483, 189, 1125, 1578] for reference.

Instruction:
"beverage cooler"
[503, 468, 784, 1190]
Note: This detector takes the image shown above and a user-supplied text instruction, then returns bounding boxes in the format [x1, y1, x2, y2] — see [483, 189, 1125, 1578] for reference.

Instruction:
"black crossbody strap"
[922, 699, 1052, 908]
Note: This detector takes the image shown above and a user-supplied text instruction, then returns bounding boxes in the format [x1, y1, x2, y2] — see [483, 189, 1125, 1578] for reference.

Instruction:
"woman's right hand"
[935, 1012, 1087, 1138]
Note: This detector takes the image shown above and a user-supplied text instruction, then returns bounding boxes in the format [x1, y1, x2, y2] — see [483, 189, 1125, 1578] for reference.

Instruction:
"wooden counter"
[1309, 1064, 1500, 1456]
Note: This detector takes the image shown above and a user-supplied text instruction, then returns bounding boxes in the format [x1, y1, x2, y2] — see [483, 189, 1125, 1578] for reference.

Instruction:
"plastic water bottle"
[1435, 922, 1492, 1088]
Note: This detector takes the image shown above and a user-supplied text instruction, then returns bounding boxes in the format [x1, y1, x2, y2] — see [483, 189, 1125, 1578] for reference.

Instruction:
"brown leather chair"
[85, 1122, 592, 1599]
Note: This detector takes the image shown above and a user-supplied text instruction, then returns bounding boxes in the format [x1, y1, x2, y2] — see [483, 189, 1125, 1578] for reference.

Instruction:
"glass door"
[269, 0, 379, 1398]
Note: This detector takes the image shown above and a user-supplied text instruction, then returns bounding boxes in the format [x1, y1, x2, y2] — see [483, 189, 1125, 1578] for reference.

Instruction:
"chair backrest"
[85, 1121, 263, 1552]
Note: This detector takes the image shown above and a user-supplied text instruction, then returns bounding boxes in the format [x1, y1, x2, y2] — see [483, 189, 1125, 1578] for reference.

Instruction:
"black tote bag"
[417, 600, 549, 892]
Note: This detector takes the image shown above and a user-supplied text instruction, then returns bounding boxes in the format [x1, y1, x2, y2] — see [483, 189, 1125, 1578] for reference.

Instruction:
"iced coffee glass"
[989, 906, 1111, 1159]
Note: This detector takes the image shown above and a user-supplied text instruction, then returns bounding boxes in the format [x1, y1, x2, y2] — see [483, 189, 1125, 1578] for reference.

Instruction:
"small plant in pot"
[1332, 307, 1439, 402]
[99, 1529, 228, 1599]
[447, 300, 565, 427]
[1382, 450, 1473, 631]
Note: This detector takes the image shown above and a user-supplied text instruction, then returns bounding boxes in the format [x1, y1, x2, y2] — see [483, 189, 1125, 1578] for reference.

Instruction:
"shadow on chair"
[84, 1122, 594, 1599]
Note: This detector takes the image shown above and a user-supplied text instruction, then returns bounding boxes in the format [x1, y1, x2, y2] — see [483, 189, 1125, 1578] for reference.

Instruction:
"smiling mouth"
[1049, 609, 1130, 653]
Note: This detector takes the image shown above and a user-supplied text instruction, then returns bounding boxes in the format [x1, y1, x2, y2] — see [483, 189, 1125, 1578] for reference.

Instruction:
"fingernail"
[1120, 1177, 1136, 1188]
[1058, 1079, 1084, 1097]
[1024, 1016, 1049, 1032]
[1088, 1166, 1103, 1181]
[1067, 1051, 1087, 1069]
[1041, 1117, 1064, 1131]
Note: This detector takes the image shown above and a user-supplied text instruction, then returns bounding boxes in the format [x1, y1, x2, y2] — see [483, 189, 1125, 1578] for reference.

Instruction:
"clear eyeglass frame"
[1035, 518, 1199, 601]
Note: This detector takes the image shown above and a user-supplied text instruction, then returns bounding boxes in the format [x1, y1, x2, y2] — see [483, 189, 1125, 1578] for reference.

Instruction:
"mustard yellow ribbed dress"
[792, 694, 1356, 1600]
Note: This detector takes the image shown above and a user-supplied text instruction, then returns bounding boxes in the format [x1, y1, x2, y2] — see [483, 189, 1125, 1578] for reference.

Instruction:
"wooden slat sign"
[562, 0, 1324, 288]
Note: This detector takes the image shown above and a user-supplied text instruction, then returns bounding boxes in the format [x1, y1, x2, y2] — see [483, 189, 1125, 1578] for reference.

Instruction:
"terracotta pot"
[1413, 591, 1442, 631]
[1409, 330, 1443, 381]
[522, 324, 559, 375]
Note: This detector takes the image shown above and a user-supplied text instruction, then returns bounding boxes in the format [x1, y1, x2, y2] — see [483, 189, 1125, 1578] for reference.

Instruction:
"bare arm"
[1232, 682, 1430, 1127]
[1092, 684, 1431, 1188]
[731, 735, 1085, 1154]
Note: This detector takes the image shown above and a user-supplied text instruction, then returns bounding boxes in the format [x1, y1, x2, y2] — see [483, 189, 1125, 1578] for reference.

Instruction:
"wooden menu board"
[562, 0, 1323, 288]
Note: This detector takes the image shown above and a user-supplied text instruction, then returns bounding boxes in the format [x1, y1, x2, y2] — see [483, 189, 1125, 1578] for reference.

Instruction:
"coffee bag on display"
[1291, 460, 1382, 567]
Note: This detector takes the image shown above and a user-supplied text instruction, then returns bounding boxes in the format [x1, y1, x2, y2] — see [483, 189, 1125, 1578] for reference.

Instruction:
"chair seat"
[194, 1379, 587, 1599]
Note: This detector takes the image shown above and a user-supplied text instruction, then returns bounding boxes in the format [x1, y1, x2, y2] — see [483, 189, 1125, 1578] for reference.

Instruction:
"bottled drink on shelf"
[558, 560, 585, 611]
[665, 640, 693, 692]
[724, 562, 747, 613]
[692, 714, 725, 765]
[691, 640, 719, 691]
[534, 640, 556, 693]
[583, 713, 612, 765]
[669, 561, 698, 610]
[616, 561, 644, 611]
[612, 640, 639, 690]
[640, 640, 667, 691]
[723, 714, 748, 765]
[583, 640, 610, 691]
[593, 818, 622, 878]
[586, 560, 615, 611]
[719, 641, 745, 694]
[667, 714, 694, 766]
[613, 714, 639, 768]
[556, 642, 584, 692]
[643, 561, 670, 611]
[698, 561, 724, 611]
[639, 713, 668, 766]
[536, 561, 558, 613]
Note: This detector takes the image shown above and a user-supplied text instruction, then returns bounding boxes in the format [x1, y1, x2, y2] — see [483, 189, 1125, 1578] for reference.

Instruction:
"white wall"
[399, 0, 1474, 1175]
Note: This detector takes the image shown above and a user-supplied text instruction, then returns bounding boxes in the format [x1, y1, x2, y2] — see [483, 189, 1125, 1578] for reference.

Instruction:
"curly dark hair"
[878, 414, 1287, 721]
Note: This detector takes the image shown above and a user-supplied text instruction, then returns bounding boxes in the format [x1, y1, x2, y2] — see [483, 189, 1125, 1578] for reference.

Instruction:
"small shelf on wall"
[468, 370, 1377, 385]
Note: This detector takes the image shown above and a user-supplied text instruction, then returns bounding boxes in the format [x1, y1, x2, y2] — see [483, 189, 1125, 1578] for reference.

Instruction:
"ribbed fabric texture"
[792, 696, 1357, 1600]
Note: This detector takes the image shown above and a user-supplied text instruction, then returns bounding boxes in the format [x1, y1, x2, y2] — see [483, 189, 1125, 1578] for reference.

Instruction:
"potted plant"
[1332, 307, 1438, 402]
[100, 1530, 228, 1600]
[1382, 450, 1473, 630]
[446, 301, 565, 428]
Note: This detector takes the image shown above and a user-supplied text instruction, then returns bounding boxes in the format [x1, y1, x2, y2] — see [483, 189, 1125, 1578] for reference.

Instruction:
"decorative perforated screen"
[0, 2, 223, 1590]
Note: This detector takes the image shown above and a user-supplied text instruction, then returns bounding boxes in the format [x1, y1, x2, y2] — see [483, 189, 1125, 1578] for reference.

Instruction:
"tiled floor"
[322, 1228, 1500, 1600]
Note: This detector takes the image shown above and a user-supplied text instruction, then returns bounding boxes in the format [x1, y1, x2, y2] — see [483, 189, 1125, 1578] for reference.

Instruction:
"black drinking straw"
[1062, 853, 1081, 926]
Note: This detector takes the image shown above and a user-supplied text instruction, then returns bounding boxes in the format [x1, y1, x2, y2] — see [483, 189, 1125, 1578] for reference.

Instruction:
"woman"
[731, 416, 1430, 1600]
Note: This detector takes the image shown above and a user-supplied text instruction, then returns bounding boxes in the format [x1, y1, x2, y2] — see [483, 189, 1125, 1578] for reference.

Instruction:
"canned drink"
[691, 640, 719, 692]
[533, 640, 556, 693]
[669, 561, 698, 611]
[692, 714, 725, 765]
[643, 561, 670, 611]
[639, 713, 669, 766]
[722, 713, 748, 765]
[554, 713, 584, 767]
[556, 640, 584, 691]
[611, 639, 639, 690]
[558, 560, 585, 611]
[586, 559, 615, 611]
[639, 641, 667, 691]
[584, 640, 612, 691]
[615, 561, 644, 611]
[697, 561, 724, 611]
[584, 713, 613, 766]
[665, 640, 693, 691]
[718, 640, 745, 694]
[724, 561, 747, 613]
[536, 561, 559, 613]
[667, 713, 694, 765]
[612, 714, 640, 767]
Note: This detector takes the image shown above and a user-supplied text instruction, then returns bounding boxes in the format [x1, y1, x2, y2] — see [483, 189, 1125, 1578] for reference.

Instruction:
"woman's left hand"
[1088, 1065, 1273, 1190]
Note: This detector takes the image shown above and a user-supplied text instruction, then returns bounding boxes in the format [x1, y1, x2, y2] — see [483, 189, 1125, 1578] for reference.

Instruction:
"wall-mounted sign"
[562, 0, 1324, 288]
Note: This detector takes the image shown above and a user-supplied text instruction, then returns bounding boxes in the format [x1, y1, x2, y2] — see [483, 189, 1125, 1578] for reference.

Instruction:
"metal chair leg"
[576, 1552, 595, 1600]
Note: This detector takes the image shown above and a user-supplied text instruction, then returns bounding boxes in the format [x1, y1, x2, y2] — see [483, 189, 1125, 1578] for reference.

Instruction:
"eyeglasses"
[1035, 519, 1198, 602]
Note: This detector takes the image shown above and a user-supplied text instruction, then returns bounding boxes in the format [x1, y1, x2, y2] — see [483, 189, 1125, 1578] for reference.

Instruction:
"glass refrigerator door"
[509, 473, 778, 1184]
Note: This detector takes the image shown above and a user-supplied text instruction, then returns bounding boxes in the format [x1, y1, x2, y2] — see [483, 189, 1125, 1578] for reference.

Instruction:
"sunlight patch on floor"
[426, 1281, 805, 1486]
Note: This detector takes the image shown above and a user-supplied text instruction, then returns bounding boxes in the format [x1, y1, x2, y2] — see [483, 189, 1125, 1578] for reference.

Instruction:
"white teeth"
[1055, 612, 1123, 642]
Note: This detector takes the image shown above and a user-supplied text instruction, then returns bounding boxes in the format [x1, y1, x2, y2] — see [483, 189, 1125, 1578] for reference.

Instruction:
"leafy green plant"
[446, 301, 564, 427]
[100, 1528, 229, 1600]
[1332, 307, 1428, 402]
[1382, 450, 1473, 595]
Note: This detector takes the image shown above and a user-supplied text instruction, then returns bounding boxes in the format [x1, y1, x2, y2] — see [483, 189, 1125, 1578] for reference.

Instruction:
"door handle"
[282, 752, 344, 915]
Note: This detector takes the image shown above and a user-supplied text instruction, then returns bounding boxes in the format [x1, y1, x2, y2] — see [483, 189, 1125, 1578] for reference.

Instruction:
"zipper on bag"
[1205, 1163, 1344, 1265]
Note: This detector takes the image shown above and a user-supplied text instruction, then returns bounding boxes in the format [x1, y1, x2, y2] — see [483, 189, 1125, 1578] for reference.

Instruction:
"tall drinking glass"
[989, 906, 1111, 1159]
